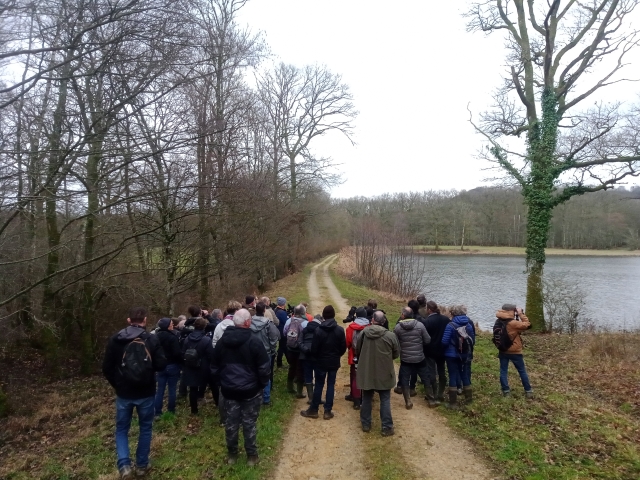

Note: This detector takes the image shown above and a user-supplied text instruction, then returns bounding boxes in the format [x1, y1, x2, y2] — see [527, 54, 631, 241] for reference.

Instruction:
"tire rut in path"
[271, 255, 369, 480]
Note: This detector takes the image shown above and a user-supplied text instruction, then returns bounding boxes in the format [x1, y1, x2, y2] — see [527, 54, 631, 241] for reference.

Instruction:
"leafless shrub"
[543, 274, 593, 334]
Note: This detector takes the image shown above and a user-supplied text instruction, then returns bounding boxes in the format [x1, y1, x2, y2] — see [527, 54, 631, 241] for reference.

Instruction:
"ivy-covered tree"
[467, 0, 640, 330]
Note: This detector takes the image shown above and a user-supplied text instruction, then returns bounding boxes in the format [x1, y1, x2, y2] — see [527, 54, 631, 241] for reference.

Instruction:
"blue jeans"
[361, 389, 393, 430]
[446, 357, 471, 388]
[154, 364, 181, 415]
[312, 368, 337, 412]
[499, 353, 532, 392]
[115, 396, 154, 470]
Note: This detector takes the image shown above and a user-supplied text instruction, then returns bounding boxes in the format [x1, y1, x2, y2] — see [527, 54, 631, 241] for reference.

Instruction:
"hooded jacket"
[394, 319, 431, 363]
[420, 313, 451, 359]
[102, 325, 167, 399]
[310, 318, 347, 370]
[212, 315, 235, 348]
[346, 317, 369, 365]
[264, 307, 279, 327]
[181, 330, 215, 387]
[250, 315, 280, 357]
[157, 328, 183, 365]
[495, 310, 531, 354]
[211, 326, 271, 401]
[355, 324, 399, 390]
[299, 319, 321, 360]
[441, 315, 476, 359]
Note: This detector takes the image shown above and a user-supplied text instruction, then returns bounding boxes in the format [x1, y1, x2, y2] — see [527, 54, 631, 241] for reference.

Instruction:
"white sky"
[238, 0, 640, 198]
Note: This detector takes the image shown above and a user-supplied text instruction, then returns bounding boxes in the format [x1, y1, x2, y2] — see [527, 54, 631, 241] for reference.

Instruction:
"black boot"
[424, 384, 440, 408]
[295, 382, 306, 399]
[286, 378, 295, 394]
[463, 386, 473, 404]
[402, 387, 413, 410]
[447, 388, 459, 410]
[305, 383, 314, 404]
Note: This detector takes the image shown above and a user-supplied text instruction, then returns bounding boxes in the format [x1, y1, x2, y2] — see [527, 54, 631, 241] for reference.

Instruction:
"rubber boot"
[424, 384, 440, 408]
[353, 397, 361, 410]
[437, 381, 446, 402]
[287, 378, 295, 394]
[463, 386, 473, 404]
[410, 388, 417, 397]
[447, 388, 459, 410]
[402, 387, 413, 410]
[295, 382, 306, 399]
[305, 383, 314, 404]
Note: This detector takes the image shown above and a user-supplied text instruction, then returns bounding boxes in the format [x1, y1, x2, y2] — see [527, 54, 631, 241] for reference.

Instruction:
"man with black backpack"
[283, 304, 308, 398]
[102, 307, 167, 480]
[493, 304, 534, 399]
[182, 317, 215, 415]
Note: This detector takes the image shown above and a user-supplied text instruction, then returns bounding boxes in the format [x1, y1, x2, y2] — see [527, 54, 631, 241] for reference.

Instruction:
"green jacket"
[355, 324, 399, 391]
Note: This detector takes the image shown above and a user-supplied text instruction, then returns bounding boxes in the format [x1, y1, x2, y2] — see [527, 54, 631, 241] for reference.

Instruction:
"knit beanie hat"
[355, 307, 367, 318]
[502, 303, 516, 311]
[277, 297, 286, 306]
[158, 317, 171, 330]
[322, 305, 336, 320]
[246, 295, 255, 305]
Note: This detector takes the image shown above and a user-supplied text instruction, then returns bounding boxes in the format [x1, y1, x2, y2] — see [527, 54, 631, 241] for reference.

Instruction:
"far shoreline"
[412, 245, 640, 257]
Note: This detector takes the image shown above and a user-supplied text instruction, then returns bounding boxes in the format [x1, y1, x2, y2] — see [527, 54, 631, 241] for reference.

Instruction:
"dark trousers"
[285, 350, 303, 382]
[398, 359, 432, 387]
[198, 375, 219, 406]
[430, 356, 447, 396]
[276, 336, 287, 367]
[301, 359, 315, 384]
[312, 367, 337, 412]
[360, 389, 393, 430]
[225, 393, 262, 456]
[446, 357, 471, 388]
[350, 364, 361, 400]
[188, 386, 200, 414]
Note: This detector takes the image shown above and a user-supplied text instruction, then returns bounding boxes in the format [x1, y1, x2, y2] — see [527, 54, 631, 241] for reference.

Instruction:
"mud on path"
[273, 255, 495, 480]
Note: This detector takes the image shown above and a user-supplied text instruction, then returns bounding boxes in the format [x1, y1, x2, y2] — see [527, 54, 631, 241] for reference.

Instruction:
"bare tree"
[467, 0, 640, 330]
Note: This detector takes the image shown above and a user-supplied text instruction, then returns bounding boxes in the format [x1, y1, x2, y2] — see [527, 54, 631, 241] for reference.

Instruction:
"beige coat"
[496, 310, 530, 354]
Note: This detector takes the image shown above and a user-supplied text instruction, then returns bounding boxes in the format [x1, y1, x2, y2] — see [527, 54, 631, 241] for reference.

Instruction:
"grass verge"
[412, 245, 640, 256]
[0, 268, 312, 479]
[329, 267, 640, 480]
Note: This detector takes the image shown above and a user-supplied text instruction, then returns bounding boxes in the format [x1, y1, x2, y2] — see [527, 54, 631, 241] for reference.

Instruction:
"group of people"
[101, 293, 534, 479]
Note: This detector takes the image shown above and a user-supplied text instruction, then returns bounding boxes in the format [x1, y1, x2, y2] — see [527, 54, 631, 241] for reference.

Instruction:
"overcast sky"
[238, 0, 640, 198]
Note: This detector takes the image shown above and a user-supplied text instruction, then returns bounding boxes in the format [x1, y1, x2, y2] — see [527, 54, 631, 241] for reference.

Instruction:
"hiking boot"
[410, 388, 417, 397]
[247, 455, 260, 467]
[226, 453, 238, 465]
[306, 383, 314, 404]
[393, 386, 402, 394]
[502, 390, 511, 398]
[345, 394, 354, 401]
[295, 382, 306, 399]
[287, 378, 296, 394]
[362, 424, 371, 433]
[525, 390, 534, 400]
[381, 427, 395, 437]
[300, 408, 319, 419]
[135, 465, 150, 477]
[119, 466, 133, 480]
[437, 382, 446, 402]
[402, 387, 413, 410]
[353, 398, 361, 410]
[447, 388, 459, 410]
[323, 411, 334, 420]
[463, 386, 473, 404]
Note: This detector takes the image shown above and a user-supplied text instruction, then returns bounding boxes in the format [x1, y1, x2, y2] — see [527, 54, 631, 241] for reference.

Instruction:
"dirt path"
[272, 255, 369, 480]
[274, 255, 495, 480]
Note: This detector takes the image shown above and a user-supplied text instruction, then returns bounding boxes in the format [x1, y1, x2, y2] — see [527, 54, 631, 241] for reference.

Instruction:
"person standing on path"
[212, 309, 271, 467]
[284, 304, 308, 398]
[300, 305, 347, 420]
[394, 306, 433, 410]
[345, 307, 369, 410]
[102, 307, 167, 479]
[441, 305, 475, 409]
[154, 317, 183, 417]
[299, 313, 323, 402]
[181, 317, 215, 415]
[494, 304, 534, 399]
[356, 311, 400, 436]
[274, 297, 289, 368]
[250, 302, 280, 406]
[420, 301, 450, 404]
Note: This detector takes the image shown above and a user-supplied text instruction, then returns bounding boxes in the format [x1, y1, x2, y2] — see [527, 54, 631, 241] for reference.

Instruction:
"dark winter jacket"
[442, 315, 476, 359]
[310, 318, 347, 371]
[181, 330, 215, 387]
[274, 307, 289, 334]
[299, 319, 321, 360]
[250, 315, 280, 357]
[178, 317, 198, 344]
[204, 314, 220, 335]
[157, 329, 183, 365]
[211, 326, 271, 401]
[420, 313, 451, 359]
[393, 319, 431, 363]
[102, 325, 167, 400]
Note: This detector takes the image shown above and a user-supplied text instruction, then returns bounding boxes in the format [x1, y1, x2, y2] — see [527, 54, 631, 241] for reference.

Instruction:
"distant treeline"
[336, 187, 640, 250]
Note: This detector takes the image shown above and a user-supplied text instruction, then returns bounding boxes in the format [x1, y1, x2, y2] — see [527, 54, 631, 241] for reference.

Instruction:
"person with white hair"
[211, 308, 271, 467]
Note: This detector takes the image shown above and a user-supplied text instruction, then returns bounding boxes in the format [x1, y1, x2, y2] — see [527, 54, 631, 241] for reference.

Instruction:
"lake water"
[416, 255, 640, 331]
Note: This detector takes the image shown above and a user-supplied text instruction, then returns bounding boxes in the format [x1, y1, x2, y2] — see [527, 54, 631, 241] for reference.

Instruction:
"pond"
[416, 254, 640, 331]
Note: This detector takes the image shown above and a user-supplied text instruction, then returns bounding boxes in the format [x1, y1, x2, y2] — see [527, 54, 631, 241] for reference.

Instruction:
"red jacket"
[346, 321, 368, 365]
